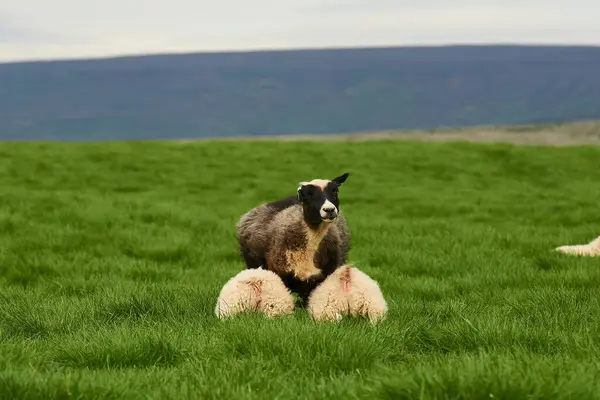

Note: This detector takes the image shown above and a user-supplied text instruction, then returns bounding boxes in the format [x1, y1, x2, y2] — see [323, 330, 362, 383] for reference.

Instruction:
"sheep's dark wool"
[236, 173, 351, 305]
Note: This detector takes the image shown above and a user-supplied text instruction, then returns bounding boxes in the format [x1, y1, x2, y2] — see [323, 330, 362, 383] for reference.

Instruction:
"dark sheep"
[236, 173, 351, 305]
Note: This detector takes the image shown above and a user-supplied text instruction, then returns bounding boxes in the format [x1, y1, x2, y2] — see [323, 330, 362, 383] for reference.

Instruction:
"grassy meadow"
[1, 138, 600, 399]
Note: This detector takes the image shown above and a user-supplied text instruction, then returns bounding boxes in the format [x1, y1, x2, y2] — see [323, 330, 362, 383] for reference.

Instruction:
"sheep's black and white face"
[297, 173, 349, 227]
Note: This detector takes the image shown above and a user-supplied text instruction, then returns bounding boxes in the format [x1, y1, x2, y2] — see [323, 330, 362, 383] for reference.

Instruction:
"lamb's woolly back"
[307, 265, 388, 324]
[215, 268, 295, 319]
[555, 236, 600, 257]
[236, 204, 275, 266]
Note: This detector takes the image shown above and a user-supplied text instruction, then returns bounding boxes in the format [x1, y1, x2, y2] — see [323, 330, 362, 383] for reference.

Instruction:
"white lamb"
[555, 236, 600, 257]
[306, 265, 388, 324]
[215, 268, 295, 319]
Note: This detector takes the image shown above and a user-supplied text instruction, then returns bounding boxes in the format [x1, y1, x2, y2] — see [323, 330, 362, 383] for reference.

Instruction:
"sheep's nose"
[323, 207, 335, 213]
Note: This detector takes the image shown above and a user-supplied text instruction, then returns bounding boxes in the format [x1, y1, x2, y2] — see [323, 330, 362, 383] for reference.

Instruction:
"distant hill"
[1, 45, 600, 141]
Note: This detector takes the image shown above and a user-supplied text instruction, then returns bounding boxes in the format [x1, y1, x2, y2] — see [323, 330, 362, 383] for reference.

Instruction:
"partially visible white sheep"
[555, 236, 600, 257]
[306, 265, 387, 324]
[215, 268, 295, 319]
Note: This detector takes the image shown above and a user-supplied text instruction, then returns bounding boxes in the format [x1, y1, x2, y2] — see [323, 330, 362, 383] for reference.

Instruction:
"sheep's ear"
[297, 182, 309, 200]
[332, 173, 349, 185]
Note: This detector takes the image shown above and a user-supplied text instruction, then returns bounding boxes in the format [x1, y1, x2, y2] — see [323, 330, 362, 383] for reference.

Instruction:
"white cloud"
[0, 0, 599, 62]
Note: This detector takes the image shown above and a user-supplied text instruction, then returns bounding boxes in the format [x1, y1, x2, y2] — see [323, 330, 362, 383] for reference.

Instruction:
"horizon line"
[2, 41, 600, 65]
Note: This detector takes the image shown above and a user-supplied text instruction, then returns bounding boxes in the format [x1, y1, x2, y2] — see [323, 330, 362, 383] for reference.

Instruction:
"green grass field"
[1, 139, 600, 399]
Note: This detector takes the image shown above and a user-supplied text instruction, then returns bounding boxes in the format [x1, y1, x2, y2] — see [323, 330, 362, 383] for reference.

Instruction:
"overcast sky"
[1, 0, 599, 62]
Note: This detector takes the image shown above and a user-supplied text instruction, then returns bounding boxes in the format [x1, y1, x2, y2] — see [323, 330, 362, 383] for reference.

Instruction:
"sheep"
[306, 265, 388, 324]
[236, 173, 351, 306]
[555, 236, 600, 257]
[215, 268, 295, 319]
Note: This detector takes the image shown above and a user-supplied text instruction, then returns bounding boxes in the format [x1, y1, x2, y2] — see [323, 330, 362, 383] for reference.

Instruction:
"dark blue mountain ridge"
[1, 45, 600, 141]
